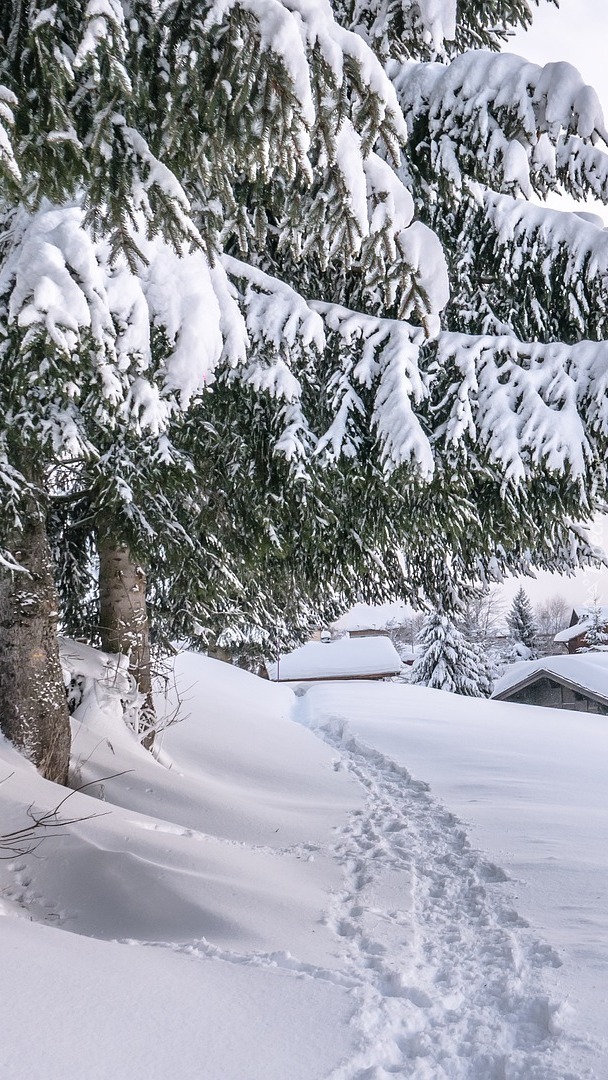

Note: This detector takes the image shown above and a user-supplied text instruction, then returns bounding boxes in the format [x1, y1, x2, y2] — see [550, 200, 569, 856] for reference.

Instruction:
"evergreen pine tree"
[0, 0, 435, 764]
[409, 610, 493, 696]
[4, 1, 608, 769]
[507, 588, 539, 656]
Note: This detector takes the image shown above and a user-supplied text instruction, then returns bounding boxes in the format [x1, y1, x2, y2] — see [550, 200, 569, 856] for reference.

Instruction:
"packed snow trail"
[1, 654, 604, 1079]
[296, 696, 595, 1080]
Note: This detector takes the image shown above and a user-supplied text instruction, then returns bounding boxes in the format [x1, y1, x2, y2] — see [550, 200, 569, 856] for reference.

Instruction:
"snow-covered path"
[297, 699, 594, 1080]
[1, 655, 606, 1079]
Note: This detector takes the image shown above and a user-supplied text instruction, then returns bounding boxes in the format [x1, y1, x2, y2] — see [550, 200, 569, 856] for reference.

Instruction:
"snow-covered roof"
[492, 652, 608, 704]
[332, 602, 411, 633]
[399, 646, 416, 660]
[555, 607, 608, 642]
[267, 636, 402, 682]
[554, 622, 589, 643]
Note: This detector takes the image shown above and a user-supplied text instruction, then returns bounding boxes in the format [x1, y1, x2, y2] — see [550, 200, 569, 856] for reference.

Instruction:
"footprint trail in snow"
[299, 704, 596, 1080]
[5, 668, 601, 1080]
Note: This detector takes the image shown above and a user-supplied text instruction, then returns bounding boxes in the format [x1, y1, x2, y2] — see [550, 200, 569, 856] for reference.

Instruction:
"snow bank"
[0, 654, 362, 1079]
[1, 652, 606, 1078]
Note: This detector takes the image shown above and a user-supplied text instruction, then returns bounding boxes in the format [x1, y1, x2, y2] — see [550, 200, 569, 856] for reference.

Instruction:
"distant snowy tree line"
[2, 0, 608, 775]
[408, 589, 608, 696]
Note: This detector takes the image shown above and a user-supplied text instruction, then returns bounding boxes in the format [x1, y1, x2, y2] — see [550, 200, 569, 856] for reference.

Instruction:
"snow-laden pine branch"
[556, 136, 608, 204]
[332, 0, 514, 63]
[391, 50, 608, 201]
[0, 202, 249, 452]
[482, 189, 608, 282]
[193, 0, 408, 135]
[224, 256, 608, 487]
[431, 330, 608, 485]
[311, 299, 434, 473]
[0, 86, 20, 187]
[3, 198, 607, 497]
[457, 188, 608, 342]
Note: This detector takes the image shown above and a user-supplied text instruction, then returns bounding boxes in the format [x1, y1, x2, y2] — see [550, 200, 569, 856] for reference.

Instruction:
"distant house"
[266, 635, 402, 683]
[554, 606, 608, 654]
[492, 653, 608, 714]
[331, 602, 410, 639]
[331, 602, 418, 664]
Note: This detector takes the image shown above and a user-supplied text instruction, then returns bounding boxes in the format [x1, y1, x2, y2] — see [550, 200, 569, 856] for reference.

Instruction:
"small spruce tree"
[409, 610, 492, 697]
[506, 588, 538, 657]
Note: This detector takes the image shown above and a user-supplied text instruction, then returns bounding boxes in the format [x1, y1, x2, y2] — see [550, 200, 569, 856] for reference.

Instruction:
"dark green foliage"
[332, 0, 545, 63]
[409, 609, 493, 695]
[3, 0, 608, 669]
[507, 587, 538, 651]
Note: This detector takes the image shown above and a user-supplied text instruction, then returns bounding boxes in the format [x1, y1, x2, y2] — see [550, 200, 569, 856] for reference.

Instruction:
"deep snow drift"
[0, 653, 606, 1079]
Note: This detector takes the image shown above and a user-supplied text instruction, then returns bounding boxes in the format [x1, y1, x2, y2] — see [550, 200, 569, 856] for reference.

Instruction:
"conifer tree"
[0, 0, 440, 765]
[507, 588, 539, 655]
[409, 610, 492, 696]
[3, 1, 608, 771]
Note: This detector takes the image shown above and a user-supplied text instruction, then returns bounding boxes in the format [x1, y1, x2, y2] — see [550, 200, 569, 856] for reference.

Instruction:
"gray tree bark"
[98, 537, 155, 744]
[206, 642, 233, 664]
[0, 504, 71, 784]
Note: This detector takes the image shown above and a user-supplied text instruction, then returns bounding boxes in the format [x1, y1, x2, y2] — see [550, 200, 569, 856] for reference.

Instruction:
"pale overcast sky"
[511, 0, 608, 102]
[512, 0, 608, 220]
[498, 2, 608, 608]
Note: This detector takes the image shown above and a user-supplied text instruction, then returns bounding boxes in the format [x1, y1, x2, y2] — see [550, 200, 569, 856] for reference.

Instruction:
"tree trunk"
[207, 642, 233, 664]
[98, 537, 156, 745]
[0, 504, 71, 784]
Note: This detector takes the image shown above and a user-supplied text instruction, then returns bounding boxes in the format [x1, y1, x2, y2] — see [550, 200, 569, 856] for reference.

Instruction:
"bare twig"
[0, 771, 131, 858]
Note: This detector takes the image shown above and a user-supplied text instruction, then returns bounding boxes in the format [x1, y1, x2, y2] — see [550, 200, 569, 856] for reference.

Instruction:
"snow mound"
[0, 651, 606, 1078]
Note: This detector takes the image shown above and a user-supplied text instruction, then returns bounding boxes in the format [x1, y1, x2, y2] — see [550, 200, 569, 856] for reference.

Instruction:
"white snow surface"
[555, 622, 595, 644]
[0, 652, 607, 1078]
[267, 634, 402, 681]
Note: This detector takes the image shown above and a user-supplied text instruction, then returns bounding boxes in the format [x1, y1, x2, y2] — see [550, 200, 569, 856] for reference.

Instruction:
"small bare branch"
[0, 771, 131, 858]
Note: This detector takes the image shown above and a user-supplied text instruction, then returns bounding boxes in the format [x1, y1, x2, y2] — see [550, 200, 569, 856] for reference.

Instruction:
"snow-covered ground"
[0, 653, 606, 1078]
